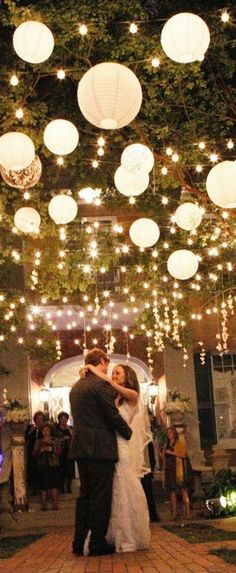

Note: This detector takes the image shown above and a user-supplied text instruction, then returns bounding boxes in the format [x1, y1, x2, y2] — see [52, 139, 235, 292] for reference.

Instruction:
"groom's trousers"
[74, 459, 115, 549]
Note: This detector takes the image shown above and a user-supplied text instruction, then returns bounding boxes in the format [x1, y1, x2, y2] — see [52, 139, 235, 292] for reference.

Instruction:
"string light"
[92, 159, 99, 168]
[23, 191, 31, 200]
[129, 22, 138, 34]
[198, 141, 205, 150]
[196, 164, 202, 172]
[221, 11, 230, 23]
[151, 57, 160, 68]
[161, 167, 168, 175]
[79, 24, 88, 35]
[166, 147, 173, 156]
[57, 69, 66, 79]
[129, 196, 136, 204]
[15, 107, 24, 119]
[97, 147, 104, 156]
[97, 136, 105, 147]
[56, 156, 64, 166]
[227, 139, 234, 149]
[210, 152, 218, 163]
[10, 74, 19, 86]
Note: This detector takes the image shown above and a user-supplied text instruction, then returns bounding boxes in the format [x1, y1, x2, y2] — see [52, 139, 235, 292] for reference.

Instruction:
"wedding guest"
[55, 411, 75, 493]
[160, 426, 193, 520]
[25, 410, 45, 494]
[33, 422, 61, 511]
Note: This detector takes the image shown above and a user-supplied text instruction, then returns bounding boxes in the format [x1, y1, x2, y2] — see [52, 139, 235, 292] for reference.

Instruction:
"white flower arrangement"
[164, 390, 192, 415]
[2, 389, 29, 424]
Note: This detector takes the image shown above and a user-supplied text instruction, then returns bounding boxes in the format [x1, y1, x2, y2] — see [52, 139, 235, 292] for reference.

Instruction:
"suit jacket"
[69, 372, 132, 461]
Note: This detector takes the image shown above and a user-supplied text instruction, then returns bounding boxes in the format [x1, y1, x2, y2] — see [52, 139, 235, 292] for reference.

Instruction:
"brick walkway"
[1, 524, 236, 573]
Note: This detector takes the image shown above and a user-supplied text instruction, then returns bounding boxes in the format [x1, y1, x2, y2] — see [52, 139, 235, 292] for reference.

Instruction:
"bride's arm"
[86, 364, 138, 403]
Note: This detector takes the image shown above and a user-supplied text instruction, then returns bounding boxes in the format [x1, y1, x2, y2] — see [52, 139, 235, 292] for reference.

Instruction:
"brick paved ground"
[1, 524, 236, 573]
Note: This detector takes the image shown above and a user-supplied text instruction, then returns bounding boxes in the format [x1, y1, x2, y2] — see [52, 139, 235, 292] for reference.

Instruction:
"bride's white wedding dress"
[106, 401, 151, 552]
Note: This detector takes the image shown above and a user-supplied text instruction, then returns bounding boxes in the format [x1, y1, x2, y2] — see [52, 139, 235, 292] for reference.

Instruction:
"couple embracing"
[69, 347, 151, 556]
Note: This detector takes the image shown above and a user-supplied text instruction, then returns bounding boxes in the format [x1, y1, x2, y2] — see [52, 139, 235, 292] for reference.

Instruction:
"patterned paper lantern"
[129, 218, 160, 248]
[77, 62, 142, 129]
[43, 120, 79, 155]
[161, 13, 210, 63]
[1, 155, 42, 189]
[48, 194, 78, 224]
[121, 144, 154, 174]
[175, 202, 203, 230]
[114, 166, 149, 196]
[167, 249, 198, 280]
[13, 21, 54, 64]
[206, 161, 236, 208]
[0, 132, 35, 171]
[14, 207, 41, 233]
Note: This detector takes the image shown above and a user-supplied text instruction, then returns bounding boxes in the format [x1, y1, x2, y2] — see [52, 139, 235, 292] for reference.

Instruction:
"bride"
[85, 362, 151, 552]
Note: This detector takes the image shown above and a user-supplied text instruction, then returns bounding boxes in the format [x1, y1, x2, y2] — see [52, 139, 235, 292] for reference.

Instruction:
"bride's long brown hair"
[116, 364, 140, 394]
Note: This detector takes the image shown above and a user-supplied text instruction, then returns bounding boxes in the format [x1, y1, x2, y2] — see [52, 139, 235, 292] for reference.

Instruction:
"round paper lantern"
[121, 143, 154, 174]
[114, 166, 149, 196]
[0, 132, 35, 171]
[77, 62, 142, 129]
[48, 194, 78, 224]
[13, 21, 54, 64]
[175, 202, 203, 230]
[14, 207, 41, 233]
[167, 249, 198, 280]
[161, 13, 210, 63]
[129, 218, 160, 248]
[206, 161, 236, 208]
[43, 120, 79, 155]
[1, 155, 42, 189]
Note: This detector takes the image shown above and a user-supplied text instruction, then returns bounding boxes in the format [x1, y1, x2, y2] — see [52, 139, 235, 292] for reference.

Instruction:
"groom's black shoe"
[89, 542, 115, 556]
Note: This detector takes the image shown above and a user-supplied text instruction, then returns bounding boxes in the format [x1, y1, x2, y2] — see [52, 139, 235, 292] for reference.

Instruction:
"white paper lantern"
[43, 120, 79, 155]
[14, 207, 41, 233]
[161, 13, 210, 63]
[77, 62, 142, 129]
[48, 194, 78, 224]
[114, 166, 149, 196]
[175, 202, 203, 230]
[129, 218, 160, 248]
[206, 161, 236, 209]
[13, 21, 54, 64]
[0, 132, 35, 171]
[167, 249, 198, 280]
[121, 143, 154, 174]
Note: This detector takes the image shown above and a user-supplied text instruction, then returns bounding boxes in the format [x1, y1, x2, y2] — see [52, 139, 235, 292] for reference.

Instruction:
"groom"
[69, 347, 132, 556]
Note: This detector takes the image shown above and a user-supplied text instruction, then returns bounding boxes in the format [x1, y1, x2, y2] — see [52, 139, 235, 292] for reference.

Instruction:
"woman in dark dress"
[161, 426, 193, 519]
[33, 422, 61, 510]
[55, 411, 75, 494]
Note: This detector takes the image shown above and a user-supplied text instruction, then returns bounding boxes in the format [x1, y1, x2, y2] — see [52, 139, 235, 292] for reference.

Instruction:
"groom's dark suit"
[69, 371, 132, 554]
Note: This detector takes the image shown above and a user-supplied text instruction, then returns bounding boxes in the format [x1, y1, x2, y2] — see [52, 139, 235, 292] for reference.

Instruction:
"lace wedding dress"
[106, 401, 151, 552]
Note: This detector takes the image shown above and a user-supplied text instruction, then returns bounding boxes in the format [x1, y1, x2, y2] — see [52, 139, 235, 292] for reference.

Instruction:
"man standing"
[69, 348, 132, 556]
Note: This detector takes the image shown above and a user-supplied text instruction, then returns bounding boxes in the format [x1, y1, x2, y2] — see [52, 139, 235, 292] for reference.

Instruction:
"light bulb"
[23, 191, 31, 200]
[97, 136, 105, 147]
[227, 139, 234, 149]
[151, 57, 160, 68]
[198, 141, 205, 150]
[166, 147, 173, 156]
[221, 11, 229, 22]
[161, 167, 168, 175]
[92, 159, 99, 168]
[15, 108, 24, 119]
[57, 156, 64, 165]
[10, 74, 19, 86]
[97, 147, 104, 156]
[129, 196, 136, 204]
[129, 22, 138, 34]
[57, 69, 65, 80]
[79, 24, 88, 35]
[196, 164, 202, 172]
